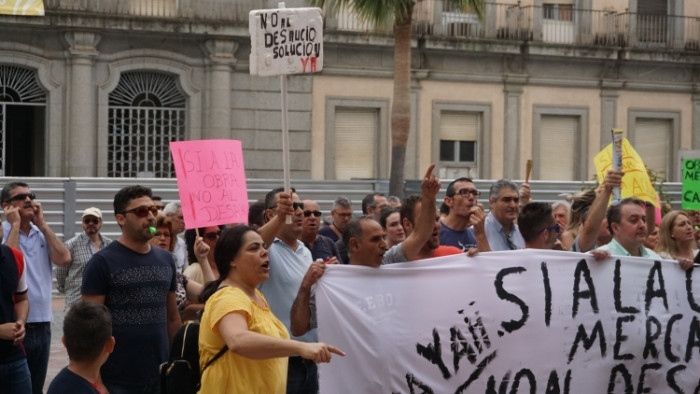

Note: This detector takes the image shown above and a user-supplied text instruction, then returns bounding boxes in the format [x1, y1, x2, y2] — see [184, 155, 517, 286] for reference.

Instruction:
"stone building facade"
[0, 0, 697, 181]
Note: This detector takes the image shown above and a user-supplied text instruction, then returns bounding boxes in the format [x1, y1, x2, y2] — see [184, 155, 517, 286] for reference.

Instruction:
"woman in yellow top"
[198, 225, 344, 394]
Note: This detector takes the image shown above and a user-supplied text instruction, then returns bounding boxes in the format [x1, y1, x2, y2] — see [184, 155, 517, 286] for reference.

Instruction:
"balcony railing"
[332, 1, 700, 51]
[42, 0, 260, 21]
[35, 1, 700, 51]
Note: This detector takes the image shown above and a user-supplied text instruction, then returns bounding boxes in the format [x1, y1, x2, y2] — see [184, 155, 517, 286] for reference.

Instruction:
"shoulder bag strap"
[201, 345, 228, 373]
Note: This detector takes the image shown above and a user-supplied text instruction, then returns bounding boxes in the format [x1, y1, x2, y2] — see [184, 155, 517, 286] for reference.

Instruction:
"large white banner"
[315, 250, 700, 393]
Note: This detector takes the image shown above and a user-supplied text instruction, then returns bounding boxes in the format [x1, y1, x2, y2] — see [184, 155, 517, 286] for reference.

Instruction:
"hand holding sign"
[170, 140, 248, 229]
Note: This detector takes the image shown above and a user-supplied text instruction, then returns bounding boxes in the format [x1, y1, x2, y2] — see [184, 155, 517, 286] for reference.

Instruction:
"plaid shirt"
[57, 232, 112, 309]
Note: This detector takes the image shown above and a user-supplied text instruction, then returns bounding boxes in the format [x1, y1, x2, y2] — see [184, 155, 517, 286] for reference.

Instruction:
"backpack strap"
[201, 345, 228, 373]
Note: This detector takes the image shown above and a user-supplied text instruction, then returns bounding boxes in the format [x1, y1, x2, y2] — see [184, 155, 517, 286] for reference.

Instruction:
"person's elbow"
[53, 253, 72, 267]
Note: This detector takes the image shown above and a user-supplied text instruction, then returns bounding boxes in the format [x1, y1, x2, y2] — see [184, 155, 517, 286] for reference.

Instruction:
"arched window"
[108, 71, 186, 177]
[0, 64, 46, 176]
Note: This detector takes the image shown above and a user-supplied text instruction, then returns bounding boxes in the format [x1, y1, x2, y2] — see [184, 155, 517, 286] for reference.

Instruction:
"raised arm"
[4, 206, 20, 249]
[193, 236, 216, 283]
[577, 170, 621, 252]
[469, 205, 491, 252]
[290, 262, 325, 337]
[257, 192, 293, 248]
[32, 201, 71, 266]
[400, 164, 440, 261]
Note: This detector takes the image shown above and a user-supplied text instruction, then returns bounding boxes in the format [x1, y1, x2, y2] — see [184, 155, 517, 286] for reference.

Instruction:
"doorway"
[0, 64, 47, 176]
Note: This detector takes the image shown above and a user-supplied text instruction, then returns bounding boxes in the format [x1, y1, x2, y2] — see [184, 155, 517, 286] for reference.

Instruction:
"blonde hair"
[657, 210, 688, 258]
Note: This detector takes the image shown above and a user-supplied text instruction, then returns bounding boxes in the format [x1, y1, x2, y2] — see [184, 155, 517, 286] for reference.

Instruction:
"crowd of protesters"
[0, 164, 696, 394]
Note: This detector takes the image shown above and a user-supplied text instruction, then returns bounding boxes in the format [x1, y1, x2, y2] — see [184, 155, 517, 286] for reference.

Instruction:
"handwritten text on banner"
[316, 250, 700, 393]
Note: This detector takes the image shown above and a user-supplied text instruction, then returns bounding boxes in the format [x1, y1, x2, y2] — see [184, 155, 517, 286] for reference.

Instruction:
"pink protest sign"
[170, 140, 248, 229]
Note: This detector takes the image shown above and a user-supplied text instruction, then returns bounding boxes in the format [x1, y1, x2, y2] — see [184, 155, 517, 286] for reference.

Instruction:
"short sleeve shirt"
[3, 221, 52, 323]
[199, 287, 288, 394]
[259, 239, 317, 342]
[47, 368, 99, 394]
[81, 241, 177, 387]
[439, 222, 477, 251]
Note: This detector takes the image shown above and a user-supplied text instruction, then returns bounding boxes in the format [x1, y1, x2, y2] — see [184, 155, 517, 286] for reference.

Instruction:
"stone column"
[600, 81, 621, 147]
[203, 39, 238, 139]
[65, 31, 100, 176]
[503, 77, 525, 179]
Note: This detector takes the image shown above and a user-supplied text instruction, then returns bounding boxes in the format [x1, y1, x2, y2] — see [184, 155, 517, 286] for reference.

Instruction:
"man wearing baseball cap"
[57, 207, 112, 310]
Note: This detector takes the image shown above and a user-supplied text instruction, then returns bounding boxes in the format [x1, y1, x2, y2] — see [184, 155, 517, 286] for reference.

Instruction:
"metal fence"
[4, 177, 682, 240]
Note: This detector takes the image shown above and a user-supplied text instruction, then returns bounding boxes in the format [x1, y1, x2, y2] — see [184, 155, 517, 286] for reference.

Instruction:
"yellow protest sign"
[0, 0, 44, 16]
[593, 138, 659, 207]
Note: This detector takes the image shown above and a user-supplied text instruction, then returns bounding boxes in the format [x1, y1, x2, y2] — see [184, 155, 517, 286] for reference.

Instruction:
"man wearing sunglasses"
[518, 202, 561, 249]
[1, 181, 71, 394]
[259, 187, 320, 394]
[57, 207, 112, 311]
[82, 185, 180, 394]
[300, 199, 341, 263]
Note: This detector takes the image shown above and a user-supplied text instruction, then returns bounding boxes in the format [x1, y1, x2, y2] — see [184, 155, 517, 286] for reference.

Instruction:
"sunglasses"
[203, 231, 221, 241]
[83, 217, 100, 225]
[122, 205, 159, 218]
[7, 192, 36, 203]
[292, 202, 305, 211]
[304, 210, 322, 218]
[454, 188, 480, 197]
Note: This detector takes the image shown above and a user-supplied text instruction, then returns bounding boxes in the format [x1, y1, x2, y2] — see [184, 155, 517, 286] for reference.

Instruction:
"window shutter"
[334, 108, 377, 180]
[440, 112, 479, 141]
[539, 115, 577, 180]
[633, 118, 671, 178]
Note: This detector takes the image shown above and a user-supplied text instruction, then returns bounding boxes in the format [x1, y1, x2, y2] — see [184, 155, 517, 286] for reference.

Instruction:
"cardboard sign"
[0, 0, 44, 16]
[249, 7, 324, 76]
[682, 157, 700, 210]
[593, 138, 659, 207]
[170, 140, 248, 229]
[316, 250, 700, 393]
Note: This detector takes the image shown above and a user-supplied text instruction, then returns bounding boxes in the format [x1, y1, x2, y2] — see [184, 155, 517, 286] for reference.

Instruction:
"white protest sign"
[249, 6, 324, 76]
[315, 250, 700, 393]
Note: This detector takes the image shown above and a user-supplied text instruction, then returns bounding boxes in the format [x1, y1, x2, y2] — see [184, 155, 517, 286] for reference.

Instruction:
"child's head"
[63, 301, 114, 363]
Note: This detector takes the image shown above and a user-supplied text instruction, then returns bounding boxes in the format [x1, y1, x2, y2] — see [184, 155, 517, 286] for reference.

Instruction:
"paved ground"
[45, 295, 69, 392]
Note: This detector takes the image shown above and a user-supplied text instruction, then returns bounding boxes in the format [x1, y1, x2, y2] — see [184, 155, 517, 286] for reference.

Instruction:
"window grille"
[108, 71, 186, 177]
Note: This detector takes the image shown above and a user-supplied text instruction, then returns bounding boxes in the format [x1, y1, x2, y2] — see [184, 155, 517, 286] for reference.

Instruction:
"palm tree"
[310, 0, 483, 197]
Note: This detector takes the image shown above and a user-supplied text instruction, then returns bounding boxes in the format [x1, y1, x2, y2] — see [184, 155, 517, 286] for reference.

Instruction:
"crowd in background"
[0, 165, 695, 394]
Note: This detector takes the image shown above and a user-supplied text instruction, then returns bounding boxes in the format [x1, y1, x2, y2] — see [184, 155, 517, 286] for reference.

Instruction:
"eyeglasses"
[203, 231, 221, 241]
[454, 188, 480, 197]
[293, 202, 305, 211]
[7, 192, 36, 203]
[83, 217, 100, 225]
[304, 210, 322, 218]
[122, 205, 159, 218]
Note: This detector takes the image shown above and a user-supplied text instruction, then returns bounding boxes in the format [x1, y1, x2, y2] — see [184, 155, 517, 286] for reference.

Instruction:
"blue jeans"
[287, 356, 318, 394]
[0, 357, 32, 394]
[24, 323, 50, 394]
